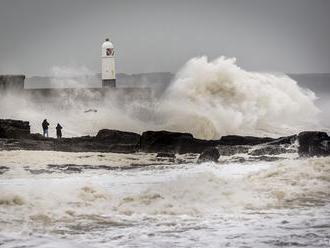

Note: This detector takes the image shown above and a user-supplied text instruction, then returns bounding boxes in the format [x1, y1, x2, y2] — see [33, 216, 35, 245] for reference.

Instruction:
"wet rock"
[223, 155, 284, 163]
[29, 133, 46, 140]
[140, 130, 219, 154]
[140, 132, 296, 154]
[96, 129, 141, 145]
[249, 155, 284, 162]
[0, 138, 55, 151]
[297, 131, 330, 157]
[54, 136, 139, 153]
[24, 167, 54, 175]
[218, 135, 274, 146]
[47, 164, 82, 173]
[248, 145, 294, 156]
[155, 152, 176, 163]
[267, 135, 297, 145]
[0, 134, 140, 153]
[84, 109, 97, 113]
[47, 163, 156, 173]
[156, 152, 176, 158]
[0, 166, 9, 174]
[1, 118, 329, 157]
[226, 156, 248, 163]
[140, 130, 192, 153]
[0, 119, 30, 139]
[197, 147, 220, 163]
[218, 145, 250, 156]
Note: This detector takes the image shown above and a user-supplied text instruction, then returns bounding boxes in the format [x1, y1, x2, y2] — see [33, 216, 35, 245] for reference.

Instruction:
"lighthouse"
[101, 38, 116, 87]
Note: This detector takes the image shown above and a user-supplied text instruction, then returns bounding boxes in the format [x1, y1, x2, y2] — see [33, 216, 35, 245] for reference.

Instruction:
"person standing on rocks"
[42, 119, 49, 138]
[56, 123, 63, 139]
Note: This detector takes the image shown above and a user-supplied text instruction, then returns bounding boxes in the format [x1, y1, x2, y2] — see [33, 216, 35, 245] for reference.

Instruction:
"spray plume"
[0, 56, 320, 139]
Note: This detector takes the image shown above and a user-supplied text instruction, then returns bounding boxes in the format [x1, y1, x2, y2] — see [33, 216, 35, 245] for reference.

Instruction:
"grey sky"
[0, 0, 329, 76]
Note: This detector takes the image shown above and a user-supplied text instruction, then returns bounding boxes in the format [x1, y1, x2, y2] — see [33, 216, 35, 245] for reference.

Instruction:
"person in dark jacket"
[56, 123, 63, 139]
[42, 119, 49, 137]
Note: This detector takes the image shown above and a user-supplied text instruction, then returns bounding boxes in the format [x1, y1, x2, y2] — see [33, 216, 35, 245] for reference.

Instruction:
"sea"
[0, 150, 329, 247]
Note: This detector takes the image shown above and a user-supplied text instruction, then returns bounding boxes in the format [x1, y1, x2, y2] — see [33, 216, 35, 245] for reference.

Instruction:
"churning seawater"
[0, 151, 329, 247]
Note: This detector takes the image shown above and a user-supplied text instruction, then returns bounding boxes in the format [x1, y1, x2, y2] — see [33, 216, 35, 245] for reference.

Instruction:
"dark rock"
[267, 135, 297, 145]
[1, 118, 329, 157]
[0, 138, 55, 151]
[96, 129, 141, 145]
[29, 133, 47, 140]
[297, 131, 330, 157]
[47, 164, 83, 173]
[140, 130, 219, 154]
[0, 166, 9, 174]
[197, 147, 220, 163]
[24, 167, 54, 175]
[219, 135, 274, 146]
[156, 152, 176, 158]
[54, 136, 139, 153]
[218, 145, 250, 156]
[0, 119, 30, 139]
[177, 137, 220, 154]
[249, 155, 284, 162]
[248, 145, 294, 156]
[222, 155, 285, 163]
[226, 156, 248, 163]
[0, 135, 140, 153]
[84, 109, 97, 113]
[47, 163, 155, 172]
[140, 130, 193, 153]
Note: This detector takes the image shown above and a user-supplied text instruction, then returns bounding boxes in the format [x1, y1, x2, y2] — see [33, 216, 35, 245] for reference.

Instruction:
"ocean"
[0, 150, 329, 247]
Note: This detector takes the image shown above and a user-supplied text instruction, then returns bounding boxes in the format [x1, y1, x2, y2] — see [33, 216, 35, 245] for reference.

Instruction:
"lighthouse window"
[106, 48, 113, 56]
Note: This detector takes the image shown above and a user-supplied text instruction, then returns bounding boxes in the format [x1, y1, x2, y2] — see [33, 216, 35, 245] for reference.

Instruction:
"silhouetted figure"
[42, 119, 49, 138]
[56, 123, 63, 139]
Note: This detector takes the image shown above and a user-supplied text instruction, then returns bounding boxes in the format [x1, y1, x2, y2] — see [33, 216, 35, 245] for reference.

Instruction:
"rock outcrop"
[1, 118, 329, 158]
[218, 135, 274, 145]
[197, 147, 220, 163]
[55, 136, 139, 153]
[297, 131, 330, 157]
[156, 152, 176, 158]
[0, 119, 30, 139]
[140, 130, 219, 154]
[96, 129, 140, 145]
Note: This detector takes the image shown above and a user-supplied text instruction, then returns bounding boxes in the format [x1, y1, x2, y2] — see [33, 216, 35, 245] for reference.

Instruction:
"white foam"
[1, 151, 330, 247]
[157, 56, 320, 138]
[0, 56, 321, 138]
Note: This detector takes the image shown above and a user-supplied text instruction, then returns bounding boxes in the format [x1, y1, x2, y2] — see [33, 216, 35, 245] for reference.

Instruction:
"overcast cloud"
[0, 0, 329, 76]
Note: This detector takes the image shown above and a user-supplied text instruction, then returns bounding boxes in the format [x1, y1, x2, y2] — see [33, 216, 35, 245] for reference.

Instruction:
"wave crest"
[159, 56, 320, 138]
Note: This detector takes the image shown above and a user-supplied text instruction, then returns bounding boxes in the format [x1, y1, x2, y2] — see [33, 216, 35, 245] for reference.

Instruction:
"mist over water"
[0, 56, 321, 138]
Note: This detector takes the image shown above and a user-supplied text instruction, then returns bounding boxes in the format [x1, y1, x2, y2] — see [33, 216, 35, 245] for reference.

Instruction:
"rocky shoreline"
[0, 119, 329, 160]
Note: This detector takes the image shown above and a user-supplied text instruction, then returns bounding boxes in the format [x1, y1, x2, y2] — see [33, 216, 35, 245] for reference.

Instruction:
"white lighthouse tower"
[101, 38, 116, 87]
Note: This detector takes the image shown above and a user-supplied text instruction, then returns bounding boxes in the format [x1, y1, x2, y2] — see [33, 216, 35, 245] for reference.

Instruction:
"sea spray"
[158, 56, 320, 138]
[0, 56, 321, 138]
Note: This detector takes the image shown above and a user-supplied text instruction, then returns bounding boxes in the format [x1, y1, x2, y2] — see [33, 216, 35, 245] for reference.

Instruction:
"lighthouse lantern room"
[101, 38, 116, 88]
